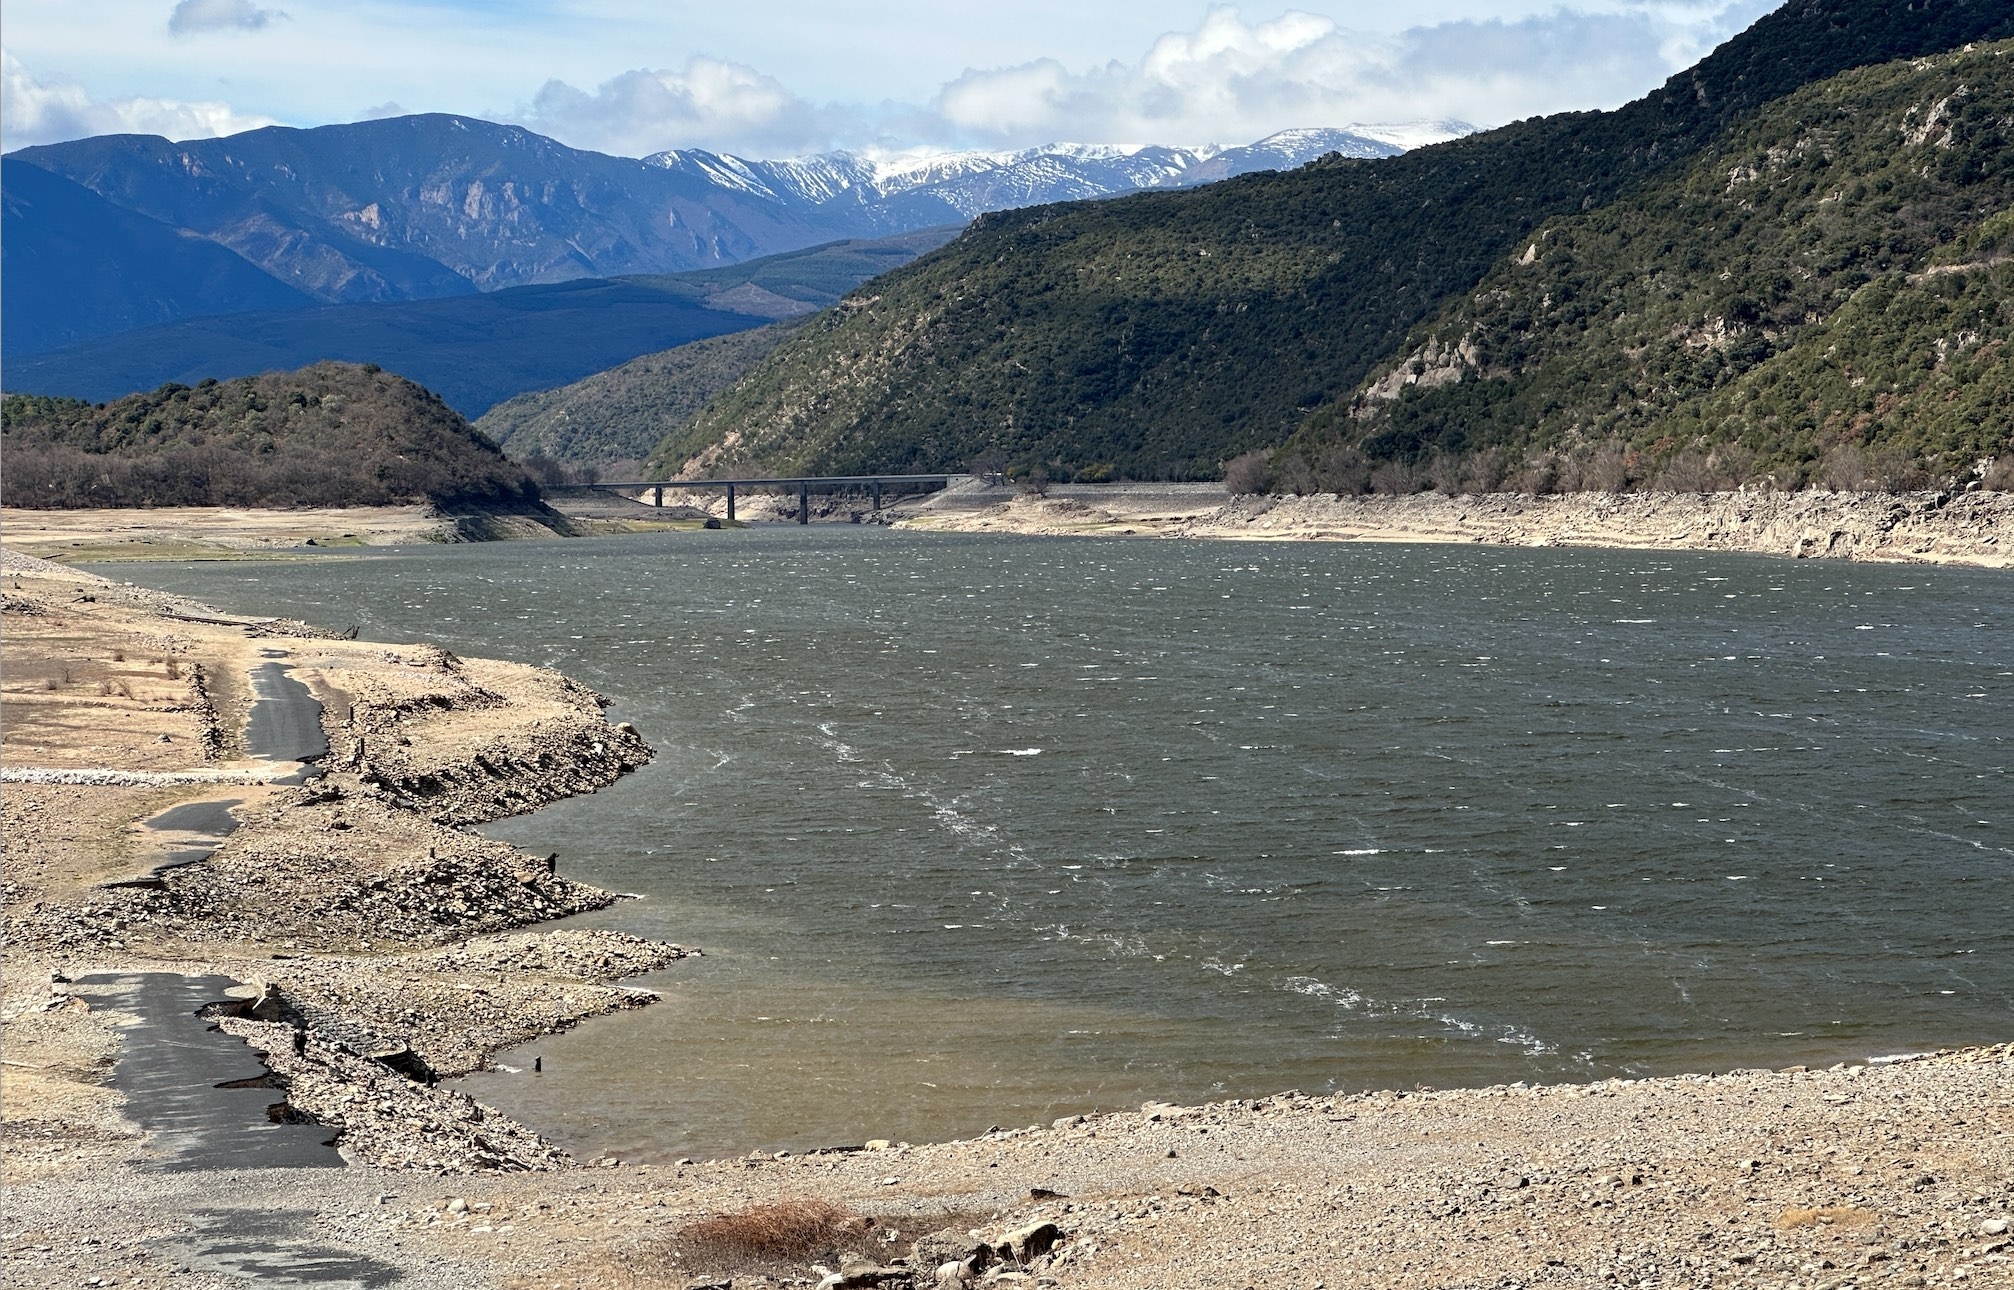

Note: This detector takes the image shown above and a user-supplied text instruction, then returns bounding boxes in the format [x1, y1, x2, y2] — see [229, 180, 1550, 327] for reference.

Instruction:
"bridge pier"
[725, 484, 736, 522]
[651, 485, 663, 508]
[871, 482, 882, 511]
[797, 483, 810, 525]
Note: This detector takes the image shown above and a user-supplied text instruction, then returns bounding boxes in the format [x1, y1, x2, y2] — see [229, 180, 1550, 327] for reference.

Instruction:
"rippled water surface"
[106, 530, 2013, 1161]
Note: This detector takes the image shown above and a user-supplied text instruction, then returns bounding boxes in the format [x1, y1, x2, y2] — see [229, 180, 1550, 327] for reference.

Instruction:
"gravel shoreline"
[897, 486, 2012, 568]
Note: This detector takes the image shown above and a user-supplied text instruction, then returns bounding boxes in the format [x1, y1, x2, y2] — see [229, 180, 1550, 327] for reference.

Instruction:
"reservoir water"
[102, 530, 2013, 1162]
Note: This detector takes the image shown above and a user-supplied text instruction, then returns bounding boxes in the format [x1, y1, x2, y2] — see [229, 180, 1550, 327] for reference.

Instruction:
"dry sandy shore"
[0, 500, 695, 564]
[898, 485, 2012, 569]
[2, 540, 2009, 1290]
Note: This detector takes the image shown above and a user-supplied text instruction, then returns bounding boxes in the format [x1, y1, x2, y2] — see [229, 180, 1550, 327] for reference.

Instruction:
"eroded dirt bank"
[3, 548, 2009, 1290]
[2, 547, 675, 1189]
[898, 486, 2012, 568]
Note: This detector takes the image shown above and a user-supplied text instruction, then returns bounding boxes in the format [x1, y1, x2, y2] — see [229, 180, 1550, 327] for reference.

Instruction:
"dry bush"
[1368, 460, 1421, 495]
[1819, 443, 1869, 491]
[1568, 443, 1632, 493]
[1223, 450, 1270, 496]
[1461, 446, 1512, 493]
[1864, 445, 1924, 491]
[1512, 452, 1561, 495]
[1312, 444, 1372, 495]
[1983, 456, 2014, 490]
[1652, 448, 1716, 493]
[1424, 451, 1466, 495]
[1776, 1205, 1877, 1230]
[680, 1199, 865, 1264]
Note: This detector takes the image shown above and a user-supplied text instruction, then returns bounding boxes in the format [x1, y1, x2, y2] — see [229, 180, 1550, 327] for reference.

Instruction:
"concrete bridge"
[587, 474, 962, 523]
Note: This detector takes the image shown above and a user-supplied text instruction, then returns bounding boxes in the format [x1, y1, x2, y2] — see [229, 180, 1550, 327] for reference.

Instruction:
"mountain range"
[651, 0, 2014, 486]
[2, 230, 958, 417]
[2, 118, 1451, 359]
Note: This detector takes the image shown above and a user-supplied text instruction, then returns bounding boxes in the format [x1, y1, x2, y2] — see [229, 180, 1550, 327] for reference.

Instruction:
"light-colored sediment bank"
[898, 485, 2013, 568]
[0, 496, 711, 564]
[3, 548, 2009, 1290]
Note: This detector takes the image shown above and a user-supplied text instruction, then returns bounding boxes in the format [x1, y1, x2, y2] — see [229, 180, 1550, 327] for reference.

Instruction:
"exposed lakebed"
[96, 529, 2014, 1162]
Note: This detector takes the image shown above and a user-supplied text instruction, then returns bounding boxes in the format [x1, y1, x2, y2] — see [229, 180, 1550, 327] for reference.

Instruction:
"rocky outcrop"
[329, 647, 654, 826]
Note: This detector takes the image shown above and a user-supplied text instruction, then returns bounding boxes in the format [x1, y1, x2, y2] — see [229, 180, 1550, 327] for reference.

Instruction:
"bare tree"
[1223, 450, 1271, 495]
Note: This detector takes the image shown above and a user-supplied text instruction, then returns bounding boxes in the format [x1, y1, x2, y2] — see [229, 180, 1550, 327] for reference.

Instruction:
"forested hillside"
[1275, 43, 2014, 493]
[655, 0, 2014, 481]
[477, 322, 804, 470]
[2, 364, 540, 510]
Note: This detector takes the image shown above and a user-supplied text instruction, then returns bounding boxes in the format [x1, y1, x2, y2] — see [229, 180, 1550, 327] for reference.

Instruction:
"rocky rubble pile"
[333, 649, 653, 825]
[217, 1014, 571, 1173]
[150, 784, 620, 952]
[261, 929, 695, 1077]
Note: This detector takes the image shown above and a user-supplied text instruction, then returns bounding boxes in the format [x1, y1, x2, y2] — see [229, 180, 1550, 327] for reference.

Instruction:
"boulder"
[990, 1222, 1061, 1264]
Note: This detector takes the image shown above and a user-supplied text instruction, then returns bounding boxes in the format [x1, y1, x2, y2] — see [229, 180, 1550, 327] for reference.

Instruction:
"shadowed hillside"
[4, 231, 959, 418]
[477, 322, 806, 470]
[2, 363, 541, 510]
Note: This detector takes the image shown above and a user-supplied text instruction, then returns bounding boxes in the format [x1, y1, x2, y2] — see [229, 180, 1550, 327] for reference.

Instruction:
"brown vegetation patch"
[1776, 1205, 1879, 1230]
[679, 1198, 866, 1264]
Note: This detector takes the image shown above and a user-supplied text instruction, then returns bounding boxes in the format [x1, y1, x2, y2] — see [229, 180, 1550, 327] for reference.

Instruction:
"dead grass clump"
[1776, 1205, 1877, 1230]
[680, 1198, 864, 1263]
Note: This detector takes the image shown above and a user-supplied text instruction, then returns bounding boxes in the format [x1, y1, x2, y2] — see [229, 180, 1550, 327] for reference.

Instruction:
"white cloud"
[167, 0, 286, 36]
[930, 5, 1710, 149]
[508, 3, 1770, 159]
[521, 56, 840, 158]
[1, 52, 276, 148]
[2, 2, 1782, 158]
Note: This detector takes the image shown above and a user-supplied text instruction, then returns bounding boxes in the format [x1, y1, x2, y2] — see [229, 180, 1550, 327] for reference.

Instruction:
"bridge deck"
[586, 473, 963, 523]
[589, 474, 958, 489]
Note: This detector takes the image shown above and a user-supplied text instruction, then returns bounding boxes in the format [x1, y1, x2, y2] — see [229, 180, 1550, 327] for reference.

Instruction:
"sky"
[2, 0, 1780, 158]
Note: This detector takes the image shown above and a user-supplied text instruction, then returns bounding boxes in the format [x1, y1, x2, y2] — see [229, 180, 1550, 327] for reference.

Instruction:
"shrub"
[678, 1199, 864, 1264]
[1223, 450, 1270, 495]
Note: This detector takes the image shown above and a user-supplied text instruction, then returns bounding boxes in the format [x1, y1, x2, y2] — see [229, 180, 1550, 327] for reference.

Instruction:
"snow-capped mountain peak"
[642, 124, 1468, 229]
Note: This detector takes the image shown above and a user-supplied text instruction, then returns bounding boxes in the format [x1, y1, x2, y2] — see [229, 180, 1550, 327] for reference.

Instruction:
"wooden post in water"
[725, 484, 736, 522]
[798, 483, 810, 524]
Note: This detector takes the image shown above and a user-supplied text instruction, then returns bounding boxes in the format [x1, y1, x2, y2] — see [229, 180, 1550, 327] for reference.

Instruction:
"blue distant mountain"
[1, 229, 960, 416]
[1, 157, 313, 355]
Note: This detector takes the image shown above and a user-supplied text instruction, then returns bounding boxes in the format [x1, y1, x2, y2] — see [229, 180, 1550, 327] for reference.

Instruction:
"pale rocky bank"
[2, 542, 2009, 1290]
[896, 485, 2012, 568]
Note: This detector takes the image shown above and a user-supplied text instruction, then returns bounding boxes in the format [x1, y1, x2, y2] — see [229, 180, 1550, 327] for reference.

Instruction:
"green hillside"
[2, 363, 540, 510]
[1280, 42, 2014, 493]
[476, 321, 804, 469]
[653, 0, 2014, 481]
